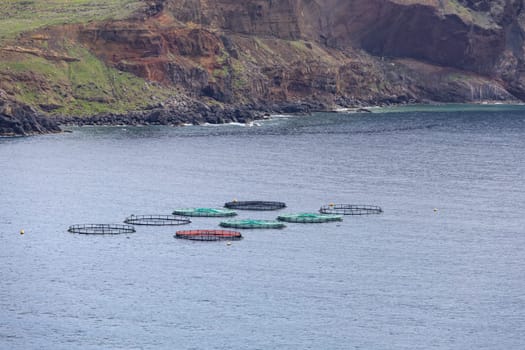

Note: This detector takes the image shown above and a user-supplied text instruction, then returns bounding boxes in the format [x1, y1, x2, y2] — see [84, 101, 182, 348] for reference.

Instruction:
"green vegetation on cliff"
[0, 46, 174, 116]
[0, 0, 144, 41]
[0, 0, 176, 116]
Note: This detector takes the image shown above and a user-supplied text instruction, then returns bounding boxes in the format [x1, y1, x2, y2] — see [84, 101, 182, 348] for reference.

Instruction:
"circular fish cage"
[277, 213, 343, 223]
[68, 224, 136, 235]
[224, 201, 286, 211]
[172, 208, 237, 217]
[124, 214, 191, 226]
[174, 229, 243, 241]
[219, 219, 286, 229]
[319, 204, 383, 215]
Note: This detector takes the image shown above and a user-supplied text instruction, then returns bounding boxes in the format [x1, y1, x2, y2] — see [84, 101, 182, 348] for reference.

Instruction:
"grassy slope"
[0, 47, 173, 116]
[0, 0, 176, 116]
[0, 0, 144, 41]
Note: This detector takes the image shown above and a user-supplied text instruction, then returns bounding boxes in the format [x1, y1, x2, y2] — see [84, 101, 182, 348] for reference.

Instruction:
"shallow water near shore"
[1, 107, 525, 349]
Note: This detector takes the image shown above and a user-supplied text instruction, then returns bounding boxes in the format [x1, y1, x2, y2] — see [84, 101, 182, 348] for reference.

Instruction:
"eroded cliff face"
[2, 0, 525, 135]
[160, 0, 525, 75]
[323, 0, 525, 99]
[73, 0, 523, 107]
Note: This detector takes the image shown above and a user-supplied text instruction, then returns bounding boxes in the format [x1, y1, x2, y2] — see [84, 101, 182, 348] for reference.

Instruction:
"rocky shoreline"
[1, 97, 333, 136]
[0, 99, 61, 136]
[2, 95, 517, 137]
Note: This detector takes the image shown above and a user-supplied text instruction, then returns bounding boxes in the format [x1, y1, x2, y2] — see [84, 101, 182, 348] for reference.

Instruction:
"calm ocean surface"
[1, 106, 524, 349]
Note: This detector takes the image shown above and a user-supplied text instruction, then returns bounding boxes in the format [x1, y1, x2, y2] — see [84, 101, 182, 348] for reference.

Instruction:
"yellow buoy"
[20, 229, 25, 235]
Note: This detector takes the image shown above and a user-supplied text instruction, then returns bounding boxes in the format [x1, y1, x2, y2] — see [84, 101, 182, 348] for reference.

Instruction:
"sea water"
[1, 107, 524, 349]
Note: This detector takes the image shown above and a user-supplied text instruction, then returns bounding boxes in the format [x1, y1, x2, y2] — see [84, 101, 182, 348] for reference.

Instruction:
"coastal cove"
[1, 107, 524, 349]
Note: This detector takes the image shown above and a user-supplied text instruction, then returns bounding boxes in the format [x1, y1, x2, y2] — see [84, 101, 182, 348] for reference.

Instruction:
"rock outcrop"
[0, 95, 61, 136]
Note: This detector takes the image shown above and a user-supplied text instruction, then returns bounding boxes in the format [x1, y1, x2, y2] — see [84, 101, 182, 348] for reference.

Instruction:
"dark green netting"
[220, 219, 286, 229]
[172, 208, 237, 217]
[277, 213, 342, 223]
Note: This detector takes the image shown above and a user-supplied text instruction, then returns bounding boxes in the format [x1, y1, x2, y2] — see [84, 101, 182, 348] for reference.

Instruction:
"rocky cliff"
[0, 91, 61, 136]
[1, 0, 525, 135]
